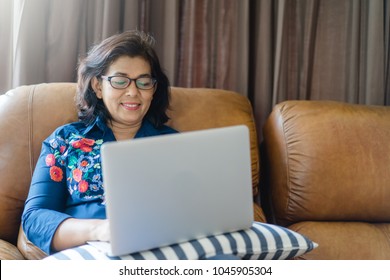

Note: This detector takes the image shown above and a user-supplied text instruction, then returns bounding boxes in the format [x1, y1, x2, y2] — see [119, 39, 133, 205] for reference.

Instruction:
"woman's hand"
[90, 219, 110, 241]
[52, 218, 110, 252]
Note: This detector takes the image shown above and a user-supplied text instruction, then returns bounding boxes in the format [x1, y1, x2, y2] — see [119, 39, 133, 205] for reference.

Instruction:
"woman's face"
[92, 55, 155, 131]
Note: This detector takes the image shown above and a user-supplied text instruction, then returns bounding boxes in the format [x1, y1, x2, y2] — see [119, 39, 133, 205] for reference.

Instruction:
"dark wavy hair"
[76, 30, 170, 128]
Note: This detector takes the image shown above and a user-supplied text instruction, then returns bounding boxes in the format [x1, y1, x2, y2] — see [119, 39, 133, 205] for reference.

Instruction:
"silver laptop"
[89, 125, 254, 257]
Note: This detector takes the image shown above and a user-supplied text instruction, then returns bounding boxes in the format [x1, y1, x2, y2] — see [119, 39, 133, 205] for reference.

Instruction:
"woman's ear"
[91, 77, 103, 99]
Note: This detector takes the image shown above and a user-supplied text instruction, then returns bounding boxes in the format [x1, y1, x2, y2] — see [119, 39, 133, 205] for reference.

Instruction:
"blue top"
[22, 117, 178, 254]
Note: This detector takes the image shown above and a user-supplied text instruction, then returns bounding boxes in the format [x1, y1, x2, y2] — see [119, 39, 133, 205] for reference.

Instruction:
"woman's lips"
[121, 102, 140, 110]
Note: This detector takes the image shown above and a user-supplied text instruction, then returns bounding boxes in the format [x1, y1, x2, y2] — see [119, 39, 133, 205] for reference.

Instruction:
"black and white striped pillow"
[45, 222, 317, 260]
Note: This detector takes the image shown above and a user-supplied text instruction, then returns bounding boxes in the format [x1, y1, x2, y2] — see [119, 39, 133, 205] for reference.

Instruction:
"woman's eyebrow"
[111, 72, 127, 76]
[111, 72, 152, 78]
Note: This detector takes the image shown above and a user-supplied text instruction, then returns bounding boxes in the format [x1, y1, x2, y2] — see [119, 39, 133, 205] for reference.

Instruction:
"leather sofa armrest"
[0, 239, 25, 260]
[17, 225, 47, 260]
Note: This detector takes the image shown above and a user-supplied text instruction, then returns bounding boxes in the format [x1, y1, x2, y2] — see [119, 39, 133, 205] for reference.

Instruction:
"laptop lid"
[99, 125, 254, 256]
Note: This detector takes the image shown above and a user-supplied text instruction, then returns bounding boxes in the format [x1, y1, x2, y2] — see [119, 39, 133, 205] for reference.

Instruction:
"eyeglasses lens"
[110, 76, 155, 90]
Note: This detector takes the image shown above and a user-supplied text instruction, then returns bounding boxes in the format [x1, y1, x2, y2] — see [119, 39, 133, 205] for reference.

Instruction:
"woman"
[22, 30, 178, 255]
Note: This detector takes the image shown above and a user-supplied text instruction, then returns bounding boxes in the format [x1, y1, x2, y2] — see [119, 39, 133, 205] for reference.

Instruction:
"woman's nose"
[125, 82, 139, 97]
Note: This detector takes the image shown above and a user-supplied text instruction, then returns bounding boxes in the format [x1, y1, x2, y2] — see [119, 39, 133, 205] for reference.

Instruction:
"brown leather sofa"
[261, 100, 390, 259]
[0, 83, 265, 260]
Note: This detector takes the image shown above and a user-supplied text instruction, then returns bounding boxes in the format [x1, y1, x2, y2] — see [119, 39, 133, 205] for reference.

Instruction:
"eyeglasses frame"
[100, 75, 157, 90]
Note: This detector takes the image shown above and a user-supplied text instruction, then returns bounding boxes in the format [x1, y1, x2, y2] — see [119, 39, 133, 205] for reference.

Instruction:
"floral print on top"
[46, 134, 105, 202]
[22, 117, 178, 255]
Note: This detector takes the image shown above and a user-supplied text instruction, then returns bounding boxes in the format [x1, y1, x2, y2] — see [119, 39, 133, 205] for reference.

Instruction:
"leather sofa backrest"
[0, 83, 78, 245]
[0, 83, 260, 246]
[262, 100, 390, 226]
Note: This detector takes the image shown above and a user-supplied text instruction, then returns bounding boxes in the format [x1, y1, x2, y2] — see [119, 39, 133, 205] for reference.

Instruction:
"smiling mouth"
[121, 103, 140, 110]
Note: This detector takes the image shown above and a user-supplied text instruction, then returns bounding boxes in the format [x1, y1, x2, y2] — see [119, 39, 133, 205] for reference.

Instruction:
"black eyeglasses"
[101, 75, 157, 90]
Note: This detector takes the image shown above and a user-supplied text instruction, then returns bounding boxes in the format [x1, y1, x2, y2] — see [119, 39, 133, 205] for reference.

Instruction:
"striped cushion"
[44, 222, 317, 260]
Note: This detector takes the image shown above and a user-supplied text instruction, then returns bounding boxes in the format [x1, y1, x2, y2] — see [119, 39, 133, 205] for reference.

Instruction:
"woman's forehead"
[106, 55, 151, 75]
